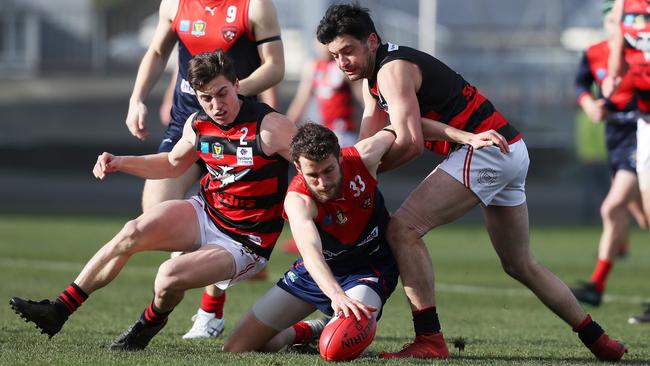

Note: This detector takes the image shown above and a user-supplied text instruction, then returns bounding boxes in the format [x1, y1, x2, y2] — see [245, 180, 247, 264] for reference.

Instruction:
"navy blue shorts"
[608, 144, 637, 174]
[276, 258, 399, 320]
[605, 121, 637, 174]
[157, 121, 184, 153]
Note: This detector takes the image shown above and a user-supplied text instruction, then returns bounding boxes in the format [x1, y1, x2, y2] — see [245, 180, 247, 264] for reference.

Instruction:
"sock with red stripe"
[54, 283, 88, 317]
[590, 259, 613, 293]
[292, 321, 314, 344]
[199, 291, 226, 318]
[141, 301, 172, 325]
[413, 306, 441, 335]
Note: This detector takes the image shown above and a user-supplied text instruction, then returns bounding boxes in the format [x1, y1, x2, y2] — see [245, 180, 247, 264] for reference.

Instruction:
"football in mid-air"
[319, 315, 377, 361]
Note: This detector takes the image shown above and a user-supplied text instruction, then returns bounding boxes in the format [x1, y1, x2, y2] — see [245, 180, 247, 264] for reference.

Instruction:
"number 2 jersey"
[368, 43, 521, 155]
[171, 0, 262, 126]
[192, 97, 288, 259]
[285, 146, 395, 274]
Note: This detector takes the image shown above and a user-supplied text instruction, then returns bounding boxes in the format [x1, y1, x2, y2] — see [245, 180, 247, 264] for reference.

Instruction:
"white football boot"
[182, 308, 225, 339]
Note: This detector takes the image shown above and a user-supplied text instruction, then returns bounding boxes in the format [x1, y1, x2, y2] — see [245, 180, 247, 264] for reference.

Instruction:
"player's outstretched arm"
[420, 117, 510, 154]
[259, 112, 297, 161]
[94, 113, 198, 180]
[285, 192, 376, 320]
[355, 129, 397, 176]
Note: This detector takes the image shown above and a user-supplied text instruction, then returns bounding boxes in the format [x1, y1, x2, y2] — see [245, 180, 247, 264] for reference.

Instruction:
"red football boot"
[379, 332, 449, 359]
[587, 333, 627, 361]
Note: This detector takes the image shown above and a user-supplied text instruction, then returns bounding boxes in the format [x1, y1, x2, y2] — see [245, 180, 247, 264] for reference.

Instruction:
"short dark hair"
[316, 3, 381, 44]
[187, 49, 237, 90]
[290, 123, 341, 164]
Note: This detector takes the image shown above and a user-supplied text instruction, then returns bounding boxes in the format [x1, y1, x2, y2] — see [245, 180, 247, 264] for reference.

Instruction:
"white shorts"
[188, 196, 267, 290]
[438, 139, 530, 206]
[637, 116, 650, 174]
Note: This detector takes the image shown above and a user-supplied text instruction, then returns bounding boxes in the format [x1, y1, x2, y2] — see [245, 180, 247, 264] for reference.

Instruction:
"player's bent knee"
[499, 256, 535, 280]
[113, 219, 143, 254]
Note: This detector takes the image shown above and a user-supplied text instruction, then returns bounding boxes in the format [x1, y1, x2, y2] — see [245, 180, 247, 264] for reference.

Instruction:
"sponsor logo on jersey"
[387, 42, 399, 52]
[200, 141, 210, 153]
[286, 271, 298, 283]
[191, 20, 206, 37]
[624, 14, 635, 26]
[206, 164, 251, 187]
[356, 226, 379, 247]
[212, 143, 224, 159]
[237, 147, 253, 166]
[361, 195, 372, 209]
[335, 210, 348, 225]
[477, 168, 497, 185]
[180, 78, 196, 95]
[222, 26, 238, 42]
[324, 214, 333, 225]
[596, 67, 607, 80]
[179, 20, 191, 32]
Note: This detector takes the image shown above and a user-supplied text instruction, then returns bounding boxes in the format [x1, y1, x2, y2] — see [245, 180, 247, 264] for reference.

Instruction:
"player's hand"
[330, 292, 377, 321]
[93, 152, 121, 180]
[601, 75, 621, 98]
[584, 98, 607, 122]
[466, 129, 509, 154]
[126, 100, 149, 140]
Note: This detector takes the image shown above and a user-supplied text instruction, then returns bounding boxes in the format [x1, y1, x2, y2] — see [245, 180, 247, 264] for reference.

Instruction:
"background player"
[126, 0, 285, 339]
[571, 2, 647, 307]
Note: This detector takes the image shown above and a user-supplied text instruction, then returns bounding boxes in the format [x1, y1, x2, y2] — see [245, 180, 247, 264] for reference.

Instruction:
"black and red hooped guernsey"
[368, 43, 522, 155]
[286, 147, 393, 273]
[171, 0, 261, 125]
[192, 97, 288, 259]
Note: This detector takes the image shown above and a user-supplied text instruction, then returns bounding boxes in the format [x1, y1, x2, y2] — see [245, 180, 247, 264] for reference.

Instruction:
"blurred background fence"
[0, 0, 613, 223]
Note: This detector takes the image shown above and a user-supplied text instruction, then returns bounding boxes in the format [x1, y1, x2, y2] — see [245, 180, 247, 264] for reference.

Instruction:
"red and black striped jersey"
[576, 40, 637, 115]
[286, 147, 392, 273]
[368, 43, 521, 156]
[170, 0, 261, 125]
[621, 0, 650, 67]
[192, 97, 288, 259]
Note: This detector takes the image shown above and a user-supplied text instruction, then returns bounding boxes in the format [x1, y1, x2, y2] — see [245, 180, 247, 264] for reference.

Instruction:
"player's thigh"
[481, 203, 531, 261]
[142, 163, 202, 211]
[395, 167, 479, 235]
[156, 244, 236, 291]
[605, 169, 640, 208]
[127, 199, 201, 252]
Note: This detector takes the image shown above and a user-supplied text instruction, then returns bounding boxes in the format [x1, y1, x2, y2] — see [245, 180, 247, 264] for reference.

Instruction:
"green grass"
[1, 215, 649, 365]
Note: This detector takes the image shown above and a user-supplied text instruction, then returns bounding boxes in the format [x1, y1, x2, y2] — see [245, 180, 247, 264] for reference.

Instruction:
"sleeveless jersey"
[368, 43, 521, 156]
[286, 147, 392, 273]
[192, 97, 288, 259]
[576, 40, 637, 118]
[312, 59, 355, 132]
[171, 0, 260, 125]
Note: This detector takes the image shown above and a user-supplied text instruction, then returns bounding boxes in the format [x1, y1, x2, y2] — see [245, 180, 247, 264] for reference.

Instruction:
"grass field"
[1, 215, 649, 365]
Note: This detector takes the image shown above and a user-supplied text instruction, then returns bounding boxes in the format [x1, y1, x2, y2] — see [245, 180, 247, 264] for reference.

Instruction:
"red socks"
[292, 321, 314, 344]
[200, 291, 226, 318]
[590, 259, 613, 293]
[56, 283, 88, 316]
[143, 302, 171, 325]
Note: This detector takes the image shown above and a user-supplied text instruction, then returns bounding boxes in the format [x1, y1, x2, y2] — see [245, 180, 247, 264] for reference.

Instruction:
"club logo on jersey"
[206, 164, 251, 187]
[335, 210, 348, 225]
[211, 143, 224, 159]
[286, 271, 298, 283]
[361, 195, 372, 209]
[222, 26, 238, 42]
[179, 20, 191, 32]
[191, 20, 206, 37]
[596, 67, 606, 81]
[200, 141, 210, 153]
[477, 168, 497, 186]
[237, 147, 253, 166]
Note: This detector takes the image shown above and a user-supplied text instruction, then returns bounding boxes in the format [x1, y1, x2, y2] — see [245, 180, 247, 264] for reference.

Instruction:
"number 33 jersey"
[287, 147, 394, 273]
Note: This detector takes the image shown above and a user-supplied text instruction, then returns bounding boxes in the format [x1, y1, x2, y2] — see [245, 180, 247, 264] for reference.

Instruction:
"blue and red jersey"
[368, 43, 521, 156]
[286, 146, 393, 273]
[192, 97, 288, 259]
[171, 0, 260, 125]
[312, 59, 356, 133]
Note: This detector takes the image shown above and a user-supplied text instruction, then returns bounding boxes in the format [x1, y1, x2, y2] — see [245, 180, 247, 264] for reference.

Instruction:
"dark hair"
[187, 49, 237, 90]
[316, 3, 381, 44]
[290, 123, 341, 163]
